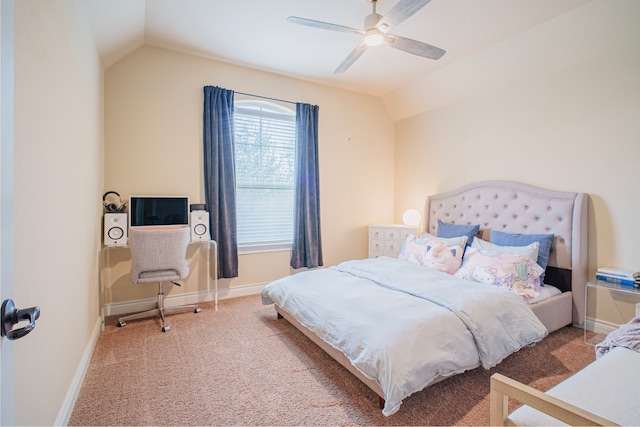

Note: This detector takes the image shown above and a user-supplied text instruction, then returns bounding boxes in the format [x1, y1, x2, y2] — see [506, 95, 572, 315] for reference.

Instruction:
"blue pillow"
[436, 220, 480, 247]
[491, 230, 554, 282]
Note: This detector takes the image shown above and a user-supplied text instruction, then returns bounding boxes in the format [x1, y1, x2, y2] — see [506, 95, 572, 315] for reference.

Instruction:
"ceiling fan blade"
[287, 16, 364, 36]
[334, 43, 368, 74]
[375, 0, 431, 33]
[384, 34, 445, 60]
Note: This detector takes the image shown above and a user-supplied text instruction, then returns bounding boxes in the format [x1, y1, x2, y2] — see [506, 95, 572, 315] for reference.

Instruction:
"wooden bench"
[490, 346, 640, 426]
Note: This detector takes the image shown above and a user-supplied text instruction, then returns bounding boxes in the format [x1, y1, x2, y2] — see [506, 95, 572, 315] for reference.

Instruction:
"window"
[234, 100, 295, 251]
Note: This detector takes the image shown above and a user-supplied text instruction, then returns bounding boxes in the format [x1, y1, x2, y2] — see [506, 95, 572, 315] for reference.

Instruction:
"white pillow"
[470, 237, 539, 262]
[420, 232, 468, 249]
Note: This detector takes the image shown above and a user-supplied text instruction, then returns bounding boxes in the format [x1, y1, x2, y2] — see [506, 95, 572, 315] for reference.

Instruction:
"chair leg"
[118, 281, 202, 332]
[158, 284, 169, 332]
[117, 308, 161, 327]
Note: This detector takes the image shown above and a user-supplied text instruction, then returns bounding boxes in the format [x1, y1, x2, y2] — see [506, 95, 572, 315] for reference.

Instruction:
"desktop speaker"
[104, 213, 128, 246]
[190, 211, 211, 242]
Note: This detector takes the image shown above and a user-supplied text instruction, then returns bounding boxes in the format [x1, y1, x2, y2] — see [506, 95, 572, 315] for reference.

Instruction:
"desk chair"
[118, 226, 201, 332]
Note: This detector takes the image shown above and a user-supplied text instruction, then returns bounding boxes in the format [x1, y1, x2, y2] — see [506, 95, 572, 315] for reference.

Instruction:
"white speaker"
[104, 213, 128, 246]
[190, 211, 211, 242]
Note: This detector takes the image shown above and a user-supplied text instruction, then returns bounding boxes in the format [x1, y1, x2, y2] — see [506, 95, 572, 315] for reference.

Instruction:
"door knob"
[1, 299, 41, 340]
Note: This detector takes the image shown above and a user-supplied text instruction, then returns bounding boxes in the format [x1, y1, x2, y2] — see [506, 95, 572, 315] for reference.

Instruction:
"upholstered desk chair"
[118, 226, 201, 332]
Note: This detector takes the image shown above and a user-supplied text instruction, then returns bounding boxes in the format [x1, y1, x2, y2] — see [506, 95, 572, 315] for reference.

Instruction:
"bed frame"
[424, 180, 588, 329]
[275, 180, 589, 409]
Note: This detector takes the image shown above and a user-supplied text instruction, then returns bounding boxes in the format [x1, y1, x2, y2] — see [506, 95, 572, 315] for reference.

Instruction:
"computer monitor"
[128, 195, 189, 228]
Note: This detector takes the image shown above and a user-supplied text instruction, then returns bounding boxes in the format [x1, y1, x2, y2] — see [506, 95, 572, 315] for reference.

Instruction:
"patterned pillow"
[490, 230, 554, 283]
[398, 234, 465, 273]
[397, 234, 429, 265]
[454, 247, 543, 301]
[422, 241, 464, 274]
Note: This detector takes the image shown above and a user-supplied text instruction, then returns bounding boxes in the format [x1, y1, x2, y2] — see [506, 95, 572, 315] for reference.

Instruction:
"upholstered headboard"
[424, 181, 588, 325]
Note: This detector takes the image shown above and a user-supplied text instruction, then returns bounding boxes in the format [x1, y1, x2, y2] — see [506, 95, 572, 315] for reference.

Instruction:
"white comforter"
[261, 256, 548, 416]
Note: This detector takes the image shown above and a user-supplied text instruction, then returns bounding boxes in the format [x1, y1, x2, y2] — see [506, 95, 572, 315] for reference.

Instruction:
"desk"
[99, 240, 217, 329]
[584, 280, 640, 345]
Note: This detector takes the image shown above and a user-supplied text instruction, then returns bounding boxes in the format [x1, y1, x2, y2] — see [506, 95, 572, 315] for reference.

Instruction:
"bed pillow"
[422, 241, 465, 274]
[420, 231, 468, 249]
[397, 234, 430, 265]
[471, 237, 540, 263]
[454, 247, 543, 302]
[491, 230, 554, 283]
[436, 220, 480, 247]
[398, 234, 465, 273]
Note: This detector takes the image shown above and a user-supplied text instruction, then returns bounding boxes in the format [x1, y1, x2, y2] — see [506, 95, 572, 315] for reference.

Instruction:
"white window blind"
[234, 101, 295, 249]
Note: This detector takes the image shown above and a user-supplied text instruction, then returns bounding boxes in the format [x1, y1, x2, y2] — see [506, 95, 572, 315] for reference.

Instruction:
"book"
[596, 267, 640, 280]
[596, 270, 640, 280]
[595, 273, 640, 287]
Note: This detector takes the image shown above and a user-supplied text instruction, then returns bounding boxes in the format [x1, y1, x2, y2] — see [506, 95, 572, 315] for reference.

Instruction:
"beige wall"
[13, 0, 103, 425]
[10, 0, 639, 424]
[393, 0, 640, 324]
[103, 46, 395, 307]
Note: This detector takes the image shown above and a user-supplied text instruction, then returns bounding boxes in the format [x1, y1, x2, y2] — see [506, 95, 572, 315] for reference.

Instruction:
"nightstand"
[368, 224, 416, 258]
[584, 280, 640, 345]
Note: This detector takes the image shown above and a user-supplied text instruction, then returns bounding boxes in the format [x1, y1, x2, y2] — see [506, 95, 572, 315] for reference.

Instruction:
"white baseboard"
[55, 316, 102, 426]
[584, 316, 619, 335]
[102, 283, 267, 317]
[217, 282, 266, 300]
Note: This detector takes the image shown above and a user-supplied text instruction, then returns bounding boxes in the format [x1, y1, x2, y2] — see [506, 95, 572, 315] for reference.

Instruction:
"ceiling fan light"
[364, 31, 384, 46]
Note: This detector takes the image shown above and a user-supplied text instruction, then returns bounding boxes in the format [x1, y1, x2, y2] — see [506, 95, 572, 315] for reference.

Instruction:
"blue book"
[596, 274, 639, 287]
[597, 267, 640, 279]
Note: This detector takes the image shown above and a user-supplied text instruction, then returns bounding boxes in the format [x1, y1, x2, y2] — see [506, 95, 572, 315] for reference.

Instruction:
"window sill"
[238, 244, 292, 255]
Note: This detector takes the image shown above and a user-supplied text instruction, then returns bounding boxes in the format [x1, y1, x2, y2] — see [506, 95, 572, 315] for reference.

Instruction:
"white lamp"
[402, 209, 422, 234]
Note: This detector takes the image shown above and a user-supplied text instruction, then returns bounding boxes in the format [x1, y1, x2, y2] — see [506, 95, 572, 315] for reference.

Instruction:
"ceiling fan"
[288, 0, 446, 74]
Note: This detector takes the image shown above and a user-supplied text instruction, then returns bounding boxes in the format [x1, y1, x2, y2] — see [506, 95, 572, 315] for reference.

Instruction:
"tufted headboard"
[424, 181, 588, 325]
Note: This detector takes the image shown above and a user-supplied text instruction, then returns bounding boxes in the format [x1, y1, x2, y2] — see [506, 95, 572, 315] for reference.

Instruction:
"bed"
[262, 180, 588, 416]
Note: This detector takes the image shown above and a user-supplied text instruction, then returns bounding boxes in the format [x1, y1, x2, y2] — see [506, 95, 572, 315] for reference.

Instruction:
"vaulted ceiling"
[82, 0, 593, 98]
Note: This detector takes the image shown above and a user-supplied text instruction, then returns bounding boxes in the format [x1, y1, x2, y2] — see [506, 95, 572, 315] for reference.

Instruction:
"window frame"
[233, 99, 296, 253]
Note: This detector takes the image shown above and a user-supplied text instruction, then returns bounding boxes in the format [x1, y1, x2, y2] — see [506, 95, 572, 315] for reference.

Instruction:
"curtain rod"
[235, 91, 297, 105]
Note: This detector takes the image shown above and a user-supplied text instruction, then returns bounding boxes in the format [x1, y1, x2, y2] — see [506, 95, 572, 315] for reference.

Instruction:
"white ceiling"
[81, 0, 593, 97]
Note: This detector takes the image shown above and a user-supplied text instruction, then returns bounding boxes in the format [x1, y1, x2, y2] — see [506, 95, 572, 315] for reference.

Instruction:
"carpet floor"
[69, 295, 596, 426]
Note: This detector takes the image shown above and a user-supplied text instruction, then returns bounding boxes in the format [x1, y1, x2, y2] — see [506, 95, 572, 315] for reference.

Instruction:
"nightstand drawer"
[369, 239, 384, 253]
[385, 240, 401, 253]
[369, 227, 384, 240]
[384, 228, 403, 240]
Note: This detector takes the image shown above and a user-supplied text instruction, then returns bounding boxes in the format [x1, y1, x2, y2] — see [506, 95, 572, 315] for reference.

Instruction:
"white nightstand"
[584, 280, 640, 345]
[368, 224, 416, 258]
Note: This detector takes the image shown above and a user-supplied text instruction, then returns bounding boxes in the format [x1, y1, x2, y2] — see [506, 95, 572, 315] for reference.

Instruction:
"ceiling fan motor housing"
[365, 11, 382, 29]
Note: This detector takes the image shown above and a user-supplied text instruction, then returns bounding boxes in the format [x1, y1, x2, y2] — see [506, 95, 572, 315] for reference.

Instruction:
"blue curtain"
[203, 86, 238, 278]
[290, 103, 323, 269]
